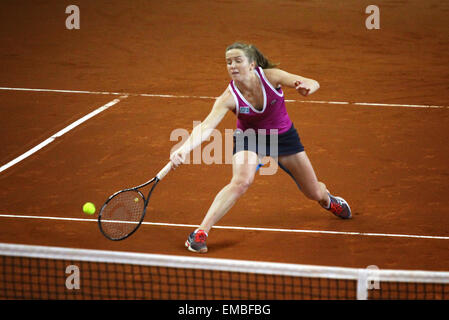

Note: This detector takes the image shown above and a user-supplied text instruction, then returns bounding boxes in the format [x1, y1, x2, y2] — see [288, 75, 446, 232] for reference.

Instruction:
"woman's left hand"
[295, 80, 319, 96]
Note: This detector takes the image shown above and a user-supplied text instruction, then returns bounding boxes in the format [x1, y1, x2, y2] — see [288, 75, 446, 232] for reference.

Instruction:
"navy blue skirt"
[232, 124, 305, 157]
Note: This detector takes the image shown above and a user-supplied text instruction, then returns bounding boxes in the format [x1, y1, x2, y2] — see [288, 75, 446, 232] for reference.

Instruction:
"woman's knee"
[230, 176, 253, 196]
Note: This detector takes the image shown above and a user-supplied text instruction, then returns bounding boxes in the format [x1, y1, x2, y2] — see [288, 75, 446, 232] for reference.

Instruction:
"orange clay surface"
[0, 0, 448, 271]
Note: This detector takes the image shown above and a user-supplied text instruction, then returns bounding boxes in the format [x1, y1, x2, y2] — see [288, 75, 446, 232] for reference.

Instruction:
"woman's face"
[225, 49, 255, 81]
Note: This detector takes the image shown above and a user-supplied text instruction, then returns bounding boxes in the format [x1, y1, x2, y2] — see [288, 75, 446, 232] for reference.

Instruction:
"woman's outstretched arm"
[264, 68, 320, 96]
[170, 88, 235, 167]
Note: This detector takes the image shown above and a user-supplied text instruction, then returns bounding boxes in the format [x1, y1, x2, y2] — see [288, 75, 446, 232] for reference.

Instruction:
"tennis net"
[0, 242, 448, 300]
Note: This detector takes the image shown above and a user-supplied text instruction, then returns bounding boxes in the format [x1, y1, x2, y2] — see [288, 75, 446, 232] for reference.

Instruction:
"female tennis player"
[170, 42, 351, 253]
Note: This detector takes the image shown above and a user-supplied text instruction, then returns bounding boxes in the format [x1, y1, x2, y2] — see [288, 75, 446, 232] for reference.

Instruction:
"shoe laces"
[330, 198, 344, 214]
[194, 230, 207, 243]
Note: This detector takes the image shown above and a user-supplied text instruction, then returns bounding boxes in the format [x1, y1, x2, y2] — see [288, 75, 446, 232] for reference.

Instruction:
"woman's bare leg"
[199, 151, 259, 233]
[278, 151, 330, 207]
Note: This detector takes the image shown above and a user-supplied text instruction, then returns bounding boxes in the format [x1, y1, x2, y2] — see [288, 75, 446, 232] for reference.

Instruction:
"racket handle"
[156, 161, 173, 181]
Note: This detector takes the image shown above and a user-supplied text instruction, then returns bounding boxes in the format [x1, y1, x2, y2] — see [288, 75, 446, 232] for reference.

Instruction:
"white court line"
[0, 96, 127, 173]
[0, 214, 448, 240]
[0, 87, 215, 100]
[1, 86, 447, 109]
[353, 102, 445, 109]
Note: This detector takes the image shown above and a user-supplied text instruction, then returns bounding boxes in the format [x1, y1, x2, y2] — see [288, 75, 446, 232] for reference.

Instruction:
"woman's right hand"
[170, 147, 188, 168]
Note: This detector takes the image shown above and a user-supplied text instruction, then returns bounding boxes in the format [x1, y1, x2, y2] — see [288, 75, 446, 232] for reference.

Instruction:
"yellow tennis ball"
[83, 202, 96, 215]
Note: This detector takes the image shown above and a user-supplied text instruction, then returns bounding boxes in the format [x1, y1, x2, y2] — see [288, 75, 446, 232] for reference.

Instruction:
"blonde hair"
[226, 42, 279, 69]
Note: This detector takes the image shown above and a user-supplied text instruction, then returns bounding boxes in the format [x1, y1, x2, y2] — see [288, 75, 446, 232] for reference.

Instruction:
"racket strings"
[100, 190, 145, 240]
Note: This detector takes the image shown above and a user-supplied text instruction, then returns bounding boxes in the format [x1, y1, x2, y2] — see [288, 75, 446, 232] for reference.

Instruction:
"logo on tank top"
[239, 106, 250, 114]
[270, 99, 277, 106]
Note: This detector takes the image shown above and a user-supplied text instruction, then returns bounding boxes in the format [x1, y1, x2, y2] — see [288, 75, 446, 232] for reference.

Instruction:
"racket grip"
[156, 161, 173, 181]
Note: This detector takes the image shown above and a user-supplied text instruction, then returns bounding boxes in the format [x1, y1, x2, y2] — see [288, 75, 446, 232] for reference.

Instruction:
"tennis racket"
[98, 161, 173, 241]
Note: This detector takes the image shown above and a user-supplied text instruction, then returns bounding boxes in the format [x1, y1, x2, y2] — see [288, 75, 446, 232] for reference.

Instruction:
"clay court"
[0, 0, 448, 291]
